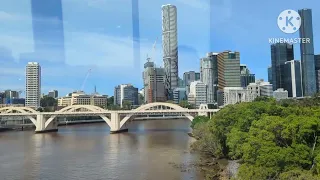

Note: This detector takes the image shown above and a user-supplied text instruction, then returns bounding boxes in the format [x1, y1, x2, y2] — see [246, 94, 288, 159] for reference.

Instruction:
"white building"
[25, 62, 41, 108]
[162, 4, 178, 93]
[246, 81, 273, 101]
[247, 83, 260, 102]
[223, 87, 249, 106]
[259, 82, 273, 97]
[188, 81, 207, 108]
[58, 91, 107, 107]
[273, 88, 288, 100]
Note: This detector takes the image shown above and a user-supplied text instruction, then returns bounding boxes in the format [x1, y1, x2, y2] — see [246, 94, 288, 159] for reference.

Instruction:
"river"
[0, 119, 205, 180]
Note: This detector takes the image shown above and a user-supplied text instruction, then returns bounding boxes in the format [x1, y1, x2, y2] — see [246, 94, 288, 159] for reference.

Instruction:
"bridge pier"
[35, 114, 58, 133]
[110, 112, 128, 133]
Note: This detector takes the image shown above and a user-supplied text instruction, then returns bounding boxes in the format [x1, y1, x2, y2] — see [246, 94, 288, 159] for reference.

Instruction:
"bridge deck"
[0, 109, 219, 116]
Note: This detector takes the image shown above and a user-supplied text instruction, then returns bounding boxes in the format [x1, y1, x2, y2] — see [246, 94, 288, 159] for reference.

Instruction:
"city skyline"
[0, 0, 319, 96]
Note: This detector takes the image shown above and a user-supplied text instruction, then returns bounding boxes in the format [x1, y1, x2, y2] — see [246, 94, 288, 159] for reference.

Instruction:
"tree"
[40, 96, 57, 107]
[190, 116, 210, 128]
[179, 100, 192, 108]
[191, 97, 320, 179]
[107, 96, 114, 106]
[122, 100, 132, 110]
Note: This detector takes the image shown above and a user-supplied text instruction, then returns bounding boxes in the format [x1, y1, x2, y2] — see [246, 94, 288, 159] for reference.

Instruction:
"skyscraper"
[31, 0, 65, 63]
[217, 51, 241, 90]
[299, 9, 316, 96]
[26, 62, 41, 107]
[114, 84, 138, 108]
[283, 60, 303, 97]
[271, 43, 294, 90]
[143, 58, 167, 103]
[183, 71, 200, 96]
[315, 54, 320, 92]
[268, 66, 272, 83]
[200, 53, 218, 103]
[240, 64, 255, 88]
[162, 4, 178, 100]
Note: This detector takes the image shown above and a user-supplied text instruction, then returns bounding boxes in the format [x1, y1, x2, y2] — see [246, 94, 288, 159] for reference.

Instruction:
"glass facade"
[241, 74, 256, 88]
[315, 55, 320, 92]
[299, 9, 316, 96]
[268, 66, 272, 83]
[270, 43, 294, 90]
[283, 60, 303, 97]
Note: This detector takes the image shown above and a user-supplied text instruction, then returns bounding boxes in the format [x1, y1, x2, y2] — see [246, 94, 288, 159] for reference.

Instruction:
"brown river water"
[0, 119, 205, 180]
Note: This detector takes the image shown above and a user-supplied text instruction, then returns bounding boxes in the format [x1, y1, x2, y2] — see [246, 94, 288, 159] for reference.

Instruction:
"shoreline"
[187, 131, 239, 179]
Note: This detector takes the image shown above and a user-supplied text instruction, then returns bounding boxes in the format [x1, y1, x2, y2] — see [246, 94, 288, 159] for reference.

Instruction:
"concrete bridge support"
[35, 114, 58, 133]
[110, 112, 128, 133]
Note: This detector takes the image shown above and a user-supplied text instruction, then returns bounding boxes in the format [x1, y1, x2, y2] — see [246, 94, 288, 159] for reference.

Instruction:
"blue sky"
[0, 0, 319, 97]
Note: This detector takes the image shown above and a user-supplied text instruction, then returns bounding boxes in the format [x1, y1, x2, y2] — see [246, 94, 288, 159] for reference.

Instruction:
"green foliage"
[40, 96, 57, 107]
[191, 116, 210, 129]
[179, 100, 192, 109]
[192, 96, 320, 179]
[122, 100, 132, 110]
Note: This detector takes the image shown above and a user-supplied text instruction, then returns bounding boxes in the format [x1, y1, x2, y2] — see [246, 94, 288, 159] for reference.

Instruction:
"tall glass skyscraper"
[200, 53, 218, 103]
[299, 9, 316, 96]
[268, 66, 272, 83]
[162, 4, 178, 100]
[270, 43, 294, 90]
[283, 60, 303, 97]
[31, 0, 65, 64]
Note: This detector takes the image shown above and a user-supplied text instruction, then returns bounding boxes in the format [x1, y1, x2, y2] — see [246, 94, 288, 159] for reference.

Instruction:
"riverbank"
[187, 132, 239, 179]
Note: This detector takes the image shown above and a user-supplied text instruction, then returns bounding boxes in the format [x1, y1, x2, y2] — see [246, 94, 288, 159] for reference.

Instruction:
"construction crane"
[81, 69, 92, 91]
[150, 37, 158, 62]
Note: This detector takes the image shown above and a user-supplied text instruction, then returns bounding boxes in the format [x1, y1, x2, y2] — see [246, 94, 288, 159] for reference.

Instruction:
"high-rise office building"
[143, 59, 167, 103]
[183, 71, 200, 95]
[31, 0, 65, 63]
[283, 60, 303, 97]
[26, 62, 41, 107]
[173, 88, 186, 104]
[162, 4, 178, 99]
[114, 84, 138, 108]
[217, 51, 241, 90]
[188, 81, 207, 108]
[268, 66, 272, 83]
[48, 90, 58, 98]
[200, 52, 218, 103]
[271, 43, 294, 90]
[200, 53, 218, 103]
[315, 54, 320, 92]
[240, 64, 255, 88]
[299, 9, 316, 96]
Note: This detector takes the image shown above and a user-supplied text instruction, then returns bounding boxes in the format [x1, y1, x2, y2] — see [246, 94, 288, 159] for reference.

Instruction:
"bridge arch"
[119, 102, 194, 128]
[45, 105, 111, 128]
[0, 106, 37, 125]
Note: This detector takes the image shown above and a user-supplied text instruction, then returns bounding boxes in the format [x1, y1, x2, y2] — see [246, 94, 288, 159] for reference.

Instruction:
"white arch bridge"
[0, 103, 219, 133]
